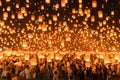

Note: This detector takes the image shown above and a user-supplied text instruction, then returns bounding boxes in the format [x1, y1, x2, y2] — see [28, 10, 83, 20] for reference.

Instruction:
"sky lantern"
[78, 0, 82, 3]
[61, 0, 66, 7]
[28, 33, 33, 39]
[22, 41, 28, 48]
[31, 15, 35, 21]
[18, 12, 24, 19]
[25, 54, 29, 60]
[11, 14, 15, 19]
[53, 15, 58, 21]
[79, 8, 84, 16]
[42, 23, 48, 31]
[21, 7, 26, 14]
[66, 35, 71, 41]
[0, 0, 2, 6]
[6, 6, 11, 11]
[38, 15, 43, 22]
[91, 15, 95, 22]
[45, 0, 50, 4]
[84, 54, 91, 62]
[98, 10, 103, 18]
[16, 4, 19, 9]
[111, 11, 114, 16]
[55, 3, 59, 10]
[104, 55, 111, 64]
[3, 12, 8, 20]
[30, 58, 37, 66]
[6, 0, 10, 2]
[92, 0, 97, 8]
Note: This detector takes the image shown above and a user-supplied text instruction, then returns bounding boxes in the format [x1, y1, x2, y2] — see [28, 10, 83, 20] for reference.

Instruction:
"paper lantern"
[92, 0, 97, 8]
[30, 58, 37, 66]
[21, 7, 26, 13]
[85, 62, 91, 67]
[0, 52, 3, 59]
[0, 1, 2, 6]
[53, 15, 57, 21]
[91, 16, 95, 22]
[84, 54, 90, 62]
[25, 54, 29, 60]
[11, 14, 15, 19]
[6, 0, 10, 2]
[61, 0, 66, 7]
[66, 36, 71, 41]
[31, 15, 35, 21]
[111, 11, 114, 16]
[3, 12, 8, 20]
[28, 34, 33, 39]
[42, 23, 48, 31]
[104, 55, 111, 64]
[16, 4, 19, 8]
[17, 12, 24, 19]
[78, 0, 82, 3]
[6, 6, 11, 11]
[38, 16, 43, 22]
[78, 8, 83, 16]
[98, 10, 103, 18]
[22, 41, 28, 48]
[45, 0, 50, 4]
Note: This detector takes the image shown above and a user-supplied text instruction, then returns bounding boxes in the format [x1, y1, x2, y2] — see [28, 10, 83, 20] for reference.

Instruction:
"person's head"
[55, 71, 57, 74]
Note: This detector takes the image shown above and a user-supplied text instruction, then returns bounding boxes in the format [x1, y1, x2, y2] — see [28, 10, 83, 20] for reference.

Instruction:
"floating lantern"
[6, 6, 11, 11]
[11, 14, 15, 19]
[45, 0, 50, 4]
[28, 33, 33, 39]
[53, 15, 57, 21]
[61, 0, 66, 7]
[0, 1, 2, 6]
[111, 11, 114, 16]
[38, 16, 43, 22]
[22, 41, 28, 48]
[3, 12, 8, 20]
[98, 10, 103, 18]
[41, 23, 48, 31]
[30, 58, 37, 66]
[31, 15, 35, 21]
[91, 15, 95, 22]
[92, 0, 97, 8]
[84, 54, 91, 62]
[21, 7, 26, 14]
[25, 54, 29, 60]
[16, 4, 19, 8]
[66, 36, 71, 41]
[17, 12, 24, 19]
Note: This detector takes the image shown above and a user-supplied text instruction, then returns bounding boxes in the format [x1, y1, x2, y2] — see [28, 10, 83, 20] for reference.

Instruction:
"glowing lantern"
[41, 5, 44, 10]
[61, 0, 66, 7]
[103, 20, 106, 25]
[0, 1, 2, 6]
[16, 4, 19, 8]
[6, 6, 11, 11]
[30, 58, 37, 66]
[72, 8, 76, 14]
[45, 0, 50, 4]
[79, 8, 83, 16]
[85, 62, 91, 67]
[6, 0, 10, 2]
[84, 54, 91, 62]
[14, 62, 22, 66]
[79, 0, 82, 3]
[66, 36, 71, 41]
[28, 34, 33, 39]
[42, 23, 48, 31]
[0, 52, 3, 59]
[3, 12, 8, 20]
[53, 15, 57, 21]
[31, 15, 35, 21]
[21, 7, 26, 13]
[38, 16, 43, 22]
[98, 10, 103, 18]
[91, 16, 95, 22]
[24, 12, 28, 16]
[111, 11, 114, 16]
[22, 42, 28, 48]
[104, 55, 111, 64]
[92, 0, 97, 8]
[25, 54, 29, 60]
[11, 14, 15, 19]
[17, 12, 24, 19]
[55, 3, 59, 10]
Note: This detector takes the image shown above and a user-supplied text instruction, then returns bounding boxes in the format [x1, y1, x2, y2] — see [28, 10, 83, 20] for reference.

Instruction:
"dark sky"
[0, 0, 120, 51]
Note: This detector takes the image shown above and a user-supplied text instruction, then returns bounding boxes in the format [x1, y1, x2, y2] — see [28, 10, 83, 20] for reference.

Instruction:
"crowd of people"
[0, 54, 120, 80]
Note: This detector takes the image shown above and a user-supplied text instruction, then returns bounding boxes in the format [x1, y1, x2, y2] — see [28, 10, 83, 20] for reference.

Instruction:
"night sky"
[0, 0, 120, 51]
